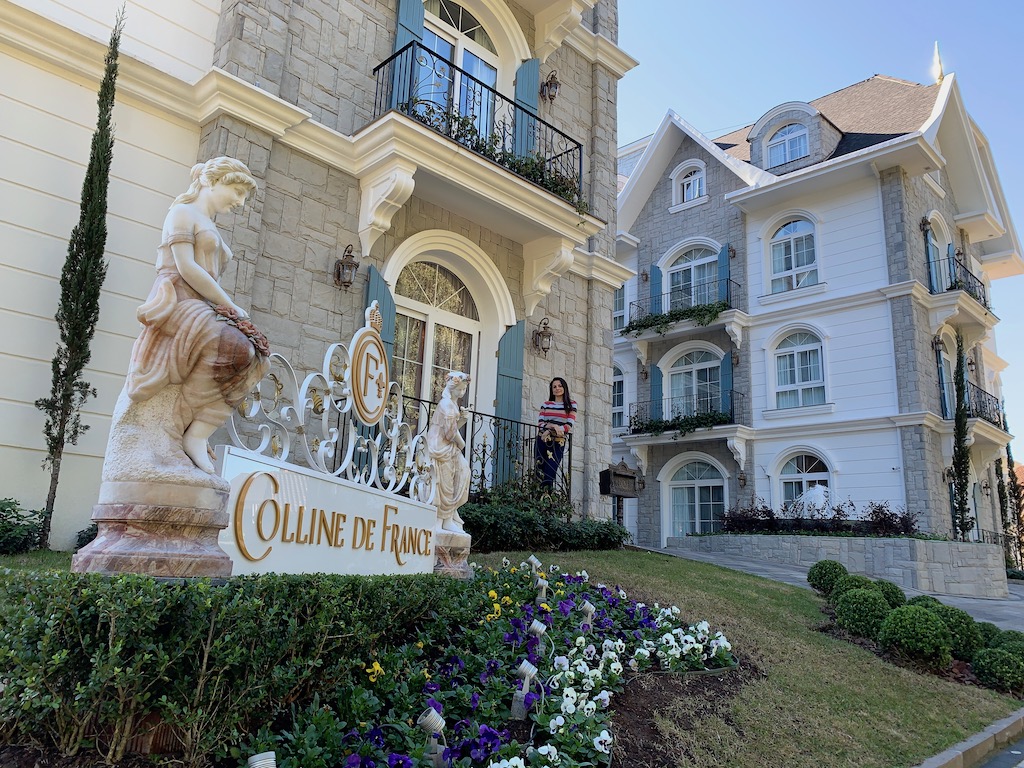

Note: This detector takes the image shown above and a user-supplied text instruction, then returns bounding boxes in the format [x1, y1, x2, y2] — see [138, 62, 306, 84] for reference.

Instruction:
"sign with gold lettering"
[217, 446, 437, 575]
[350, 302, 389, 425]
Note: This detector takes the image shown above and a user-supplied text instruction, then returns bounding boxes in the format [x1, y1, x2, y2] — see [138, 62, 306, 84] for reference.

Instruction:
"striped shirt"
[538, 399, 578, 436]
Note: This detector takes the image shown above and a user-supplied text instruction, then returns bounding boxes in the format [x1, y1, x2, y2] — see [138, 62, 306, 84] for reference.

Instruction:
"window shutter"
[946, 243, 957, 290]
[495, 321, 525, 483]
[720, 351, 733, 418]
[717, 243, 731, 303]
[935, 347, 950, 419]
[514, 59, 540, 156]
[649, 265, 663, 315]
[395, 0, 424, 51]
[649, 363, 663, 421]
[364, 265, 396, 369]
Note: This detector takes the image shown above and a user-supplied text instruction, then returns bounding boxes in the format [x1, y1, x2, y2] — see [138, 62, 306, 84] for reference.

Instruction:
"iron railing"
[927, 255, 989, 309]
[938, 380, 1004, 426]
[981, 528, 1010, 547]
[628, 390, 740, 435]
[371, 42, 584, 207]
[628, 277, 739, 325]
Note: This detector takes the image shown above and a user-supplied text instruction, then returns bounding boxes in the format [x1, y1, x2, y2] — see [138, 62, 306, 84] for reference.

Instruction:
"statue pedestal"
[72, 482, 232, 578]
[433, 530, 473, 579]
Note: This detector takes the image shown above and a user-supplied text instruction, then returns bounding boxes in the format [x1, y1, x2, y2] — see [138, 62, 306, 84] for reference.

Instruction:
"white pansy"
[560, 700, 576, 716]
[562, 687, 578, 704]
[575, 636, 587, 648]
[583, 644, 597, 660]
[553, 655, 570, 671]
[618, 588, 627, 599]
[609, 661, 623, 675]
[595, 690, 611, 708]
[614, 639, 626, 653]
[579, 569, 589, 582]
[549, 714, 565, 733]
[581, 676, 595, 691]
[602, 639, 617, 652]
[501, 557, 511, 568]
[582, 699, 597, 716]
[593, 729, 613, 754]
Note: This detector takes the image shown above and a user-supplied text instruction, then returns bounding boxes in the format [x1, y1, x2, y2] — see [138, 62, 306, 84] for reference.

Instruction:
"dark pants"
[535, 434, 565, 490]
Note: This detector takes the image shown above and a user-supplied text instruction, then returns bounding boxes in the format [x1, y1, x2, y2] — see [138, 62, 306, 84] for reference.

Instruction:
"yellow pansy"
[366, 661, 385, 683]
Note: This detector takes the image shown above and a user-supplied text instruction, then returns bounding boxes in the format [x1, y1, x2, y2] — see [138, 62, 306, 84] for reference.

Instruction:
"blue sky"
[616, 0, 1024, 442]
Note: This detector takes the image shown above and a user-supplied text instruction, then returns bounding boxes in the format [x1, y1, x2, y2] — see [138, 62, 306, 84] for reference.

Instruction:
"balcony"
[373, 42, 584, 209]
[627, 391, 739, 436]
[928, 253, 989, 309]
[939, 380, 1004, 427]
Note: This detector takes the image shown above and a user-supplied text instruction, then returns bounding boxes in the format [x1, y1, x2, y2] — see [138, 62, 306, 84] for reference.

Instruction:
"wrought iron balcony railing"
[938, 380, 1004, 427]
[927, 255, 989, 309]
[371, 42, 584, 208]
[626, 278, 739, 331]
[628, 391, 740, 435]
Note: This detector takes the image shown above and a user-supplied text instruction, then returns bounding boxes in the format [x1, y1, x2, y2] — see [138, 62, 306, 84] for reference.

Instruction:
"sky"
[616, 0, 1024, 443]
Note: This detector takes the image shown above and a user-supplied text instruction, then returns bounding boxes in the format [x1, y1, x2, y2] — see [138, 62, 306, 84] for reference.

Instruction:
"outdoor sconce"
[416, 707, 447, 768]
[737, 471, 747, 488]
[638, 362, 649, 381]
[539, 70, 560, 103]
[920, 217, 932, 233]
[532, 318, 553, 357]
[943, 466, 955, 483]
[931, 336, 945, 353]
[332, 244, 360, 290]
[967, 356, 978, 374]
[639, 268, 650, 283]
[732, 350, 740, 366]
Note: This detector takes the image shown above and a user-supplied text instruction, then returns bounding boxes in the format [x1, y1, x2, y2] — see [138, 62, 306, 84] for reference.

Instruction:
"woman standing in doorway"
[535, 377, 577, 490]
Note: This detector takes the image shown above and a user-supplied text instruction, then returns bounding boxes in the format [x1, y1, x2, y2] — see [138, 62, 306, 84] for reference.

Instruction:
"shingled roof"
[713, 75, 942, 167]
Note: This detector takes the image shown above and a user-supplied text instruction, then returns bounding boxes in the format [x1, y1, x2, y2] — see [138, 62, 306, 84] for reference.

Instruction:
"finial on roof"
[930, 41, 944, 84]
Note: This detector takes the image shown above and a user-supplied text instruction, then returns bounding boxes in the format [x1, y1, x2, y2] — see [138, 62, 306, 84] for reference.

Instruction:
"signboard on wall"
[217, 446, 438, 576]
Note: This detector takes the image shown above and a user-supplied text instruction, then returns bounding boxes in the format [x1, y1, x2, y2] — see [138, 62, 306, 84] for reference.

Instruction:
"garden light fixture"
[535, 578, 549, 606]
[247, 753, 277, 768]
[332, 243, 360, 290]
[416, 707, 447, 768]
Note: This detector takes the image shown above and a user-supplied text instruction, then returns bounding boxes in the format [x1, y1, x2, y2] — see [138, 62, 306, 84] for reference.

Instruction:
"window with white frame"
[668, 350, 722, 417]
[668, 247, 717, 309]
[770, 219, 817, 293]
[767, 123, 809, 167]
[611, 366, 624, 429]
[613, 285, 626, 331]
[780, 454, 830, 507]
[775, 331, 825, 409]
[670, 460, 725, 536]
[670, 160, 707, 209]
[681, 168, 704, 202]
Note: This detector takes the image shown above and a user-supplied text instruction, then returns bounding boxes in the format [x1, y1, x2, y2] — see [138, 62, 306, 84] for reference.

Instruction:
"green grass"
[476, 550, 1020, 768]
[0, 549, 72, 572]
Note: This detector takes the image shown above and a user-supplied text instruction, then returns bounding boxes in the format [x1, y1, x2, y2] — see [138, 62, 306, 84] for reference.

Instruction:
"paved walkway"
[653, 546, 1024, 631]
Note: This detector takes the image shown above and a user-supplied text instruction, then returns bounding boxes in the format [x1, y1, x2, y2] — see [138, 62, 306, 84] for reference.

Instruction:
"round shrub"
[991, 630, 1024, 649]
[906, 595, 942, 610]
[997, 641, 1024, 663]
[807, 560, 848, 596]
[874, 580, 906, 609]
[835, 587, 892, 640]
[829, 574, 879, 605]
[878, 605, 953, 670]
[977, 621, 1002, 648]
[973, 648, 1024, 693]
[931, 605, 982, 662]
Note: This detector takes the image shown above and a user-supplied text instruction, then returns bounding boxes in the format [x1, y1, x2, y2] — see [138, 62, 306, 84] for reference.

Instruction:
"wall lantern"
[638, 362, 649, 381]
[919, 217, 932, 233]
[967, 355, 978, 374]
[532, 317, 553, 356]
[931, 336, 946, 353]
[540, 70, 560, 103]
[943, 466, 955, 483]
[332, 244, 360, 290]
[639, 268, 650, 283]
[981, 479, 992, 497]
[737, 471, 747, 488]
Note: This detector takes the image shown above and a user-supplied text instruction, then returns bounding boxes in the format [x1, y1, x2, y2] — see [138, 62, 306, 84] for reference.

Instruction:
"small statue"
[426, 372, 471, 532]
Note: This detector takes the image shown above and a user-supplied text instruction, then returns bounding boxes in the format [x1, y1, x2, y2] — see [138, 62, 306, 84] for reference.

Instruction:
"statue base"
[72, 482, 232, 578]
[433, 530, 473, 579]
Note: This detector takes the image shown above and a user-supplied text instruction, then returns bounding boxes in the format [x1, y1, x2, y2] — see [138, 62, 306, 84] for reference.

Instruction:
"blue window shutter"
[514, 59, 540, 156]
[649, 363, 663, 421]
[720, 352, 733, 419]
[364, 265, 396, 370]
[495, 321, 525, 483]
[395, 0, 424, 51]
[935, 347, 950, 419]
[718, 243, 731, 303]
[649, 265, 663, 315]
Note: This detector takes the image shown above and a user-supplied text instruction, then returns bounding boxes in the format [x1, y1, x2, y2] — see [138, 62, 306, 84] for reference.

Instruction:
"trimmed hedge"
[906, 595, 942, 610]
[930, 605, 983, 662]
[460, 503, 630, 553]
[0, 498, 42, 555]
[878, 605, 953, 670]
[807, 560, 847, 596]
[835, 587, 891, 640]
[973, 648, 1024, 694]
[977, 621, 1003, 648]
[874, 580, 906, 609]
[829, 574, 879, 605]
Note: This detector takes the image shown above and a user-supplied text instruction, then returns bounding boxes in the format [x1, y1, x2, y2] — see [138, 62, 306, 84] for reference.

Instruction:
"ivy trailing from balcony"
[628, 410, 732, 438]
[620, 300, 730, 337]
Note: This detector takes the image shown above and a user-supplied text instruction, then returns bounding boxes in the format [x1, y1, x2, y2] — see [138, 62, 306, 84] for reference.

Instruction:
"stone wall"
[667, 534, 1008, 598]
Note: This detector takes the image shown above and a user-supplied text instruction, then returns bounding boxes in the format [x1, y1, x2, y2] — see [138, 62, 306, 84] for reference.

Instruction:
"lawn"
[1, 548, 1017, 768]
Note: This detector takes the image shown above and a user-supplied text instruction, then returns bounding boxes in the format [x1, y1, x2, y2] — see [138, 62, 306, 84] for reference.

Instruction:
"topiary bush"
[0, 498, 43, 555]
[977, 621, 1002, 648]
[973, 648, 1024, 694]
[878, 605, 953, 670]
[906, 594, 942, 610]
[931, 605, 983, 662]
[807, 559, 848, 596]
[829, 574, 879, 605]
[835, 587, 892, 640]
[996, 640, 1024, 664]
[991, 630, 1024, 649]
[873, 580, 906, 609]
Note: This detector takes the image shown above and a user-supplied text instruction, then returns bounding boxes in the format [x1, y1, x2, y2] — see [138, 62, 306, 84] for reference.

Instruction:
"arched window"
[668, 247, 717, 309]
[669, 460, 725, 536]
[775, 331, 825, 409]
[680, 168, 704, 202]
[780, 454, 830, 507]
[394, 261, 480, 407]
[668, 350, 722, 417]
[767, 123, 808, 167]
[770, 219, 817, 293]
[611, 366, 624, 430]
[669, 160, 708, 209]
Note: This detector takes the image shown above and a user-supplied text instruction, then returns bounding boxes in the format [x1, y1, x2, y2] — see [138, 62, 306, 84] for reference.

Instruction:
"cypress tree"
[1006, 415, 1024, 565]
[950, 330, 974, 541]
[34, 10, 125, 549]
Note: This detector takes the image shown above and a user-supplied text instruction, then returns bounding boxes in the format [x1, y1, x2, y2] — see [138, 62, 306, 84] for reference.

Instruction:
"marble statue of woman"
[427, 372, 471, 532]
[105, 157, 270, 485]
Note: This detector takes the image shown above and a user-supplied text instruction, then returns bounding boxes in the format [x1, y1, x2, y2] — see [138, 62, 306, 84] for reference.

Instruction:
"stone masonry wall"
[747, 109, 841, 174]
[667, 534, 1008, 598]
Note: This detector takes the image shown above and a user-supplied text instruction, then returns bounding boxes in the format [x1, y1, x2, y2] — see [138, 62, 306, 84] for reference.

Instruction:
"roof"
[714, 75, 942, 166]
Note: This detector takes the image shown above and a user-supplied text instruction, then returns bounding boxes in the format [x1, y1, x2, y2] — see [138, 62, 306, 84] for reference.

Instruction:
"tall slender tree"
[35, 10, 125, 549]
[1005, 414, 1024, 565]
[950, 330, 974, 541]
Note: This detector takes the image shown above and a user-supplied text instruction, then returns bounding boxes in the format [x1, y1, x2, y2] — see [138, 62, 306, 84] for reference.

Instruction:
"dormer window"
[669, 159, 708, 212]
[767, 123, 809, 168]
[681, 169, 704, 202]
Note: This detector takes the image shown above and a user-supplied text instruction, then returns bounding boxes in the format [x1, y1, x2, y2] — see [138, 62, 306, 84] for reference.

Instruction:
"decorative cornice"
[534, 0, 587, 63]
[524, 237, 576, 316]
[568, 249, 634, 288]
[563, 25, 638, 79]
[194, 69, 311, 138]
[358, 162, 417, 257]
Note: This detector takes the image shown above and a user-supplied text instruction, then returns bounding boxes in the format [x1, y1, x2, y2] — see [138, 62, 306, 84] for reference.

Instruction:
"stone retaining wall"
[666, 535, 1008, 598]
